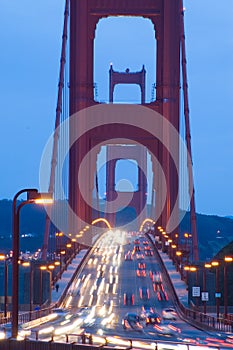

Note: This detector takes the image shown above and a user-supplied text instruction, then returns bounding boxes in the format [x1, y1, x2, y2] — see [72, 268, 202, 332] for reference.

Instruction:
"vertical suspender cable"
[42, 0, 69, 260]
[95, 172, 100, 218]
[180, 0, 199, 261]
[150, 173, 154, 219]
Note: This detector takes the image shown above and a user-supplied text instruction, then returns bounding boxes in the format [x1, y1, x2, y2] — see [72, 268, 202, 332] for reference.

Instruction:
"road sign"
[215, 292, 221, 298]
[192, 286, 200, 297]
[201, 292, 209, 301]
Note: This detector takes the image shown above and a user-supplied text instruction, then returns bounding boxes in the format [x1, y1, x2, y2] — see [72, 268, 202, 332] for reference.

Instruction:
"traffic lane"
[116, 243, 181, 341]
[70, 235, 124, 313]
[69, 233, 124, 310]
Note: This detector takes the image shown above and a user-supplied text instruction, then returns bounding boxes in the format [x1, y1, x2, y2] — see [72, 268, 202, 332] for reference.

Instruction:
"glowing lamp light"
[189, 266, 197, 272]
[0, 254, 5, 261]
[224, 256, 233, 263]
[204, 263, 212, 268]
[33, 193, 53, 204]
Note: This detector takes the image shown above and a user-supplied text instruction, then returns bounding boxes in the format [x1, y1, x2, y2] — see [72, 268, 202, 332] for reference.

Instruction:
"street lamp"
[39, 265, 47, 307]
[211, 260, 220, 320]
[0, 254, 11, 319]
[224, 256, 233, 320]
[203, 263, 212, 314]
[21, 261, 34, 319]
[39, 263, 55, 308]
[12, 188, 53, 339]
[189, 266, 199, 308]
[175, 251, 182, 274]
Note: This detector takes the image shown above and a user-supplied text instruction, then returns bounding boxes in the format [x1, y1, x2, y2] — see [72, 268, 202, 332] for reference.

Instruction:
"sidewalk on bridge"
[51, 249, 88, 306]
[158, 250, 189, 307]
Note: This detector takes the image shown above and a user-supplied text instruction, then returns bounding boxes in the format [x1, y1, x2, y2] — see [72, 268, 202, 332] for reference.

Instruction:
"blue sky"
[0, 0, 232, 216]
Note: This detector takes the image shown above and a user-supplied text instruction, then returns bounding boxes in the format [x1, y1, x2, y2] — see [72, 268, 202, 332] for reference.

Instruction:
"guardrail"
[0, 334, 223, 350]
[145, 232, 233, 333]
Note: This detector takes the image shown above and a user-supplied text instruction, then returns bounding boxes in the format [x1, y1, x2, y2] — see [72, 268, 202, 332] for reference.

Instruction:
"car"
[77, 306, 91, 317]
[139, 287, 150, 300]
[145, 250, 153, 256]
[136, 268, 146, 277]
[52, 308, 68, 315]
[162, 307, 177, 320]
[136, 253, 144, 260]
[145, 312, 162, 325]
[153, 282, 164, 292]
[138, 262, 146, 269]
[134, 245, 141, 252]
[122, 313, 143, 330]
[141, 304, 156, 318]
[150, 271, 162, 282]
[124, 292, 135, 305]
[124, 251, 133, 261]
[157, 289, 168, 302]
[153, 323, 181, 336]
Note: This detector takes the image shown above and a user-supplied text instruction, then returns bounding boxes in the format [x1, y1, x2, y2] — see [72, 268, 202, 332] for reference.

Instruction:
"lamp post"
[39, 265, 47, 307]
[224, 256, 233, 320]
[203, 263, 212, 314]
[0, 254, 10, 319]
[175, 251, 182, 274]
[12, 189, 53, 339]
[59, 249, 66, 272]
[211, 261, 220, 320]
[21, 261, 35, 319]
[183, 265, 190, 285]
[189, 266, 199, 308]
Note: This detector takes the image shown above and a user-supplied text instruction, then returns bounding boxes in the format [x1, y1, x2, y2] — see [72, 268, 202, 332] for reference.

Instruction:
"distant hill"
[180, 211, 233, 260]
[0, 199, 233, 261]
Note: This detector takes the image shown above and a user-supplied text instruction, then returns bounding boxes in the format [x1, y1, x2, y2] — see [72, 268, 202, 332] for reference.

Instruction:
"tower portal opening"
[94, 16, 156, 103]
[115, 159, 138, 192]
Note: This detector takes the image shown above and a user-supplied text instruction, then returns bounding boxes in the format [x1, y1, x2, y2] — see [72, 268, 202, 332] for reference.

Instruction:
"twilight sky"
[0, 0, 232, 216]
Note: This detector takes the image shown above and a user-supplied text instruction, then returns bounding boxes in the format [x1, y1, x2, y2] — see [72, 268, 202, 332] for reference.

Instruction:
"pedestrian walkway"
[51, 249, 88, 305]
[159, 250, 189, 307]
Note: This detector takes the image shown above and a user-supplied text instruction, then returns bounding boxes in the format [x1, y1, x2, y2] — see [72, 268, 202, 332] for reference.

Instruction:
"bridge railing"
[146, 232, 233, 333]
[0, 333, 224, 350]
